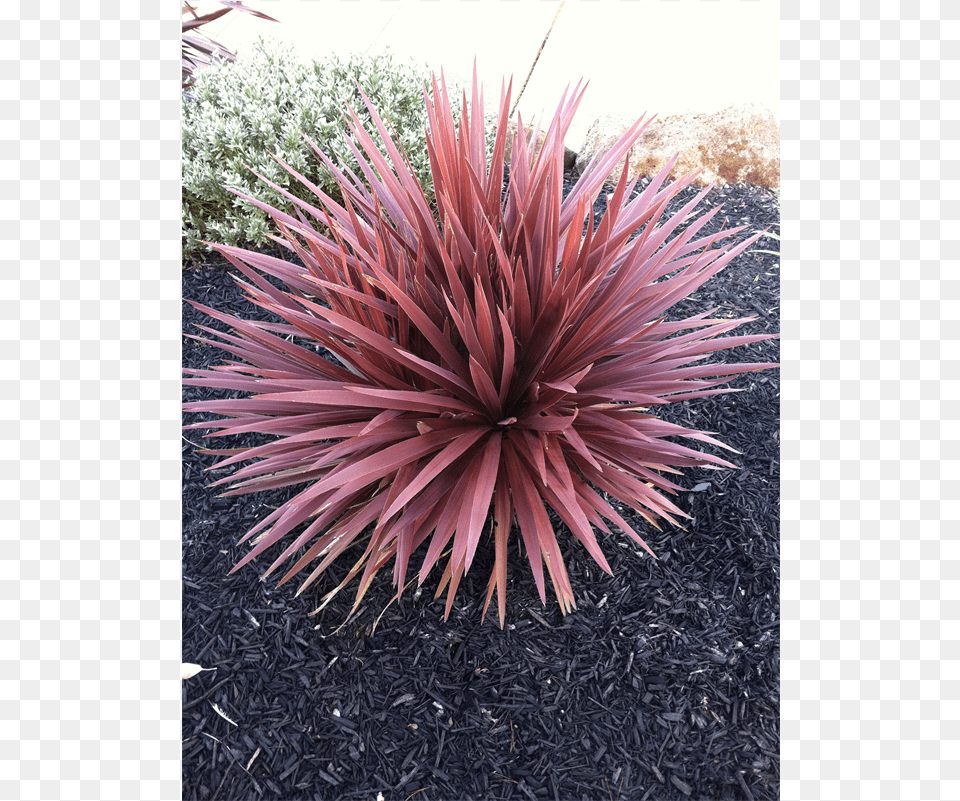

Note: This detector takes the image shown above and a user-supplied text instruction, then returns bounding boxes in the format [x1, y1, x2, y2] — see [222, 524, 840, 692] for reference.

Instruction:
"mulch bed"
[182, 169, 780, 801]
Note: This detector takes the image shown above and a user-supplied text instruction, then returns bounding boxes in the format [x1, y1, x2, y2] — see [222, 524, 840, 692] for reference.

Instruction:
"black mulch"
[182, 169, 780, 801]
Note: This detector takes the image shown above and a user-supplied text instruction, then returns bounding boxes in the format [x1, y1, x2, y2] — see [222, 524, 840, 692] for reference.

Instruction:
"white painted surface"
[196, 0, 779, 149]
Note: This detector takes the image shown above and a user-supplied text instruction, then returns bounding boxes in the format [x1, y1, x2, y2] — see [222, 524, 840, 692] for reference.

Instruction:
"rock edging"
[573, 104, 779, 188]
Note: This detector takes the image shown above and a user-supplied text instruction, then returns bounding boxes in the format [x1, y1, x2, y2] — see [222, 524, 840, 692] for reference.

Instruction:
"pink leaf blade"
[451, 431, 502, 574]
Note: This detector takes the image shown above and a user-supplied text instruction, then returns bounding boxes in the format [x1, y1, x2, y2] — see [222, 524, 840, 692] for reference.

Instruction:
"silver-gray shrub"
[182, 38, 444, 262]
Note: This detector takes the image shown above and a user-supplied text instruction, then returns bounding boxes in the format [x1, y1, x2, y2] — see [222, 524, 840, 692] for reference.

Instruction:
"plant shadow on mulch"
[182, 170, 780, 801]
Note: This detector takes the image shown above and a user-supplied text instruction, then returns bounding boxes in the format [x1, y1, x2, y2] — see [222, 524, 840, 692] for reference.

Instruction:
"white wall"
[195, 0, 779, 149]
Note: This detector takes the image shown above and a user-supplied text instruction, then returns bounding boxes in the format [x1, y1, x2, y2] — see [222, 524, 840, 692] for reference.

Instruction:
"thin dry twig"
[510, 2, 566, 118]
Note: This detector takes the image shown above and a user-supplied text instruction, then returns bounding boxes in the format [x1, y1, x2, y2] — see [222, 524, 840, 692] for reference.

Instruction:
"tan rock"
[500, 121, 577, 170]
[574, 104, 780, 188]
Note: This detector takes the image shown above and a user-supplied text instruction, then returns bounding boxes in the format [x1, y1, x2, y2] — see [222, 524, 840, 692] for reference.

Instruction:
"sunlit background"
[194, 0, 780, 148]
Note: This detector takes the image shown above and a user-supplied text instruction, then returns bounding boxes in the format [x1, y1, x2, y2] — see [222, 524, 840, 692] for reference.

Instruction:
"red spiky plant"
[183, 68, 778, 627]
[181, 1, 277, 90]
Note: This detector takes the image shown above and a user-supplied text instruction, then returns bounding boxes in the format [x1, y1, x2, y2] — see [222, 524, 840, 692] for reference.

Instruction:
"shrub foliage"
[182, 39, 444, 260]
[184, 68, 778, 626]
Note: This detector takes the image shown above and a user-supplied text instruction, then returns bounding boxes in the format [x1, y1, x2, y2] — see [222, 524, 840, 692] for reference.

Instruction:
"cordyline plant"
[183, 68, 778, 627]
[182, 0, 277, 89]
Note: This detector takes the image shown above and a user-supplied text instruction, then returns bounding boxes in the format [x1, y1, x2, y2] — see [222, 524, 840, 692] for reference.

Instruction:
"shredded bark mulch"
[182, 171, 780, 801]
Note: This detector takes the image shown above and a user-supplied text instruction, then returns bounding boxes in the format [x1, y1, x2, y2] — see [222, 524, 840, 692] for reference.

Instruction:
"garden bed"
[182, 172, 780, 801]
